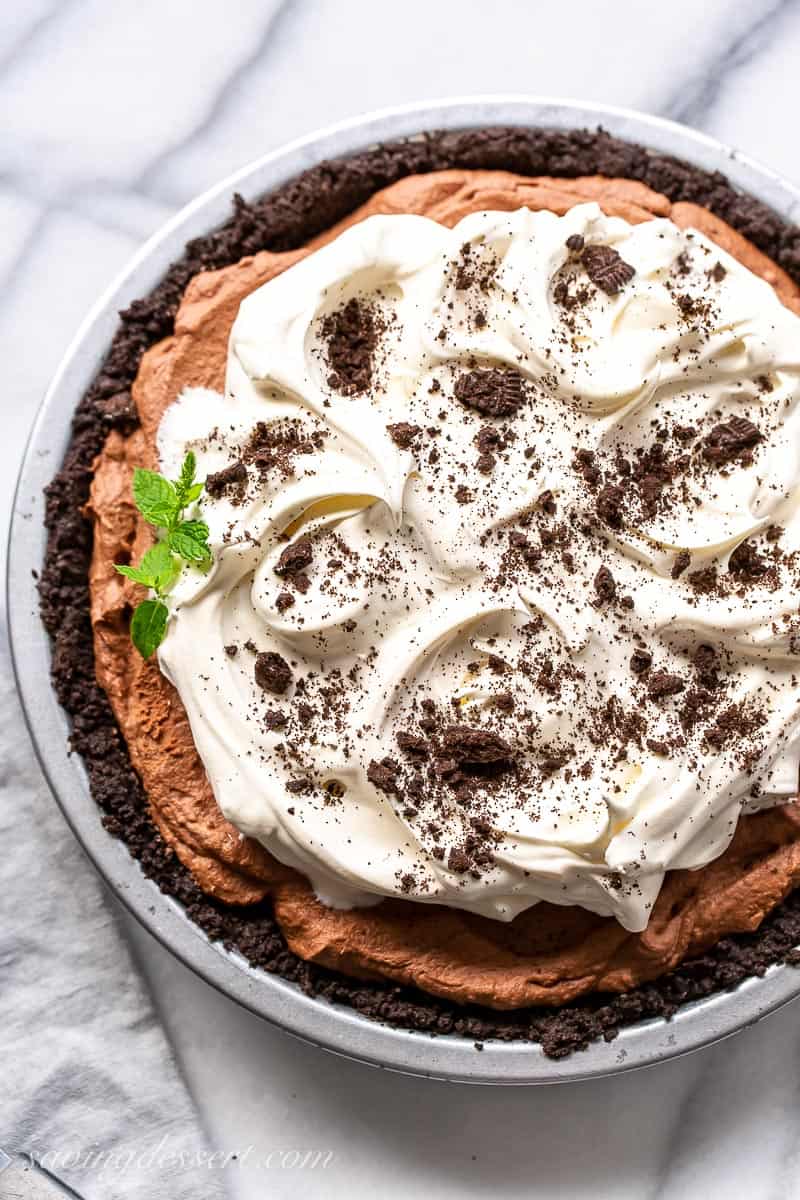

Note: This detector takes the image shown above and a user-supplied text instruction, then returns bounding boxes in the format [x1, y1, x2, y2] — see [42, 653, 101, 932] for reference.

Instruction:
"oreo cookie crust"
[39, 126, 800, 1059]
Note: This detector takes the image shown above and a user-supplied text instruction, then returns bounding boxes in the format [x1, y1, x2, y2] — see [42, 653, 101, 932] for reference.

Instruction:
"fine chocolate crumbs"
[671, 550, 691, 580]
[245, 419, 323, 479]
[39, 126, 800, 1060]
[453, 239, 498, 292]
[387, 422, 422, 449]
[702, 417, 762, 466]
[539, 746, 574, 775]
[580, 243, 636, 294]
[453, 368, 526, 418]
[593, 565, 616, 604]
[321, 297, 383, 395]
[647, 672, 686, 700]
[205, 459, 247, 498]
[254, 651, 293, 695]
[275, 537, 313, 578]
[688, 566, 719, 595]
[646, 739, 670, 757]
[705, 702, 766, 752]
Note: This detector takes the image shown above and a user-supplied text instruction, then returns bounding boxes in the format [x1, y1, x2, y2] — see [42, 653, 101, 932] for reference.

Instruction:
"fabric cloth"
[0, 625, 226, 1200]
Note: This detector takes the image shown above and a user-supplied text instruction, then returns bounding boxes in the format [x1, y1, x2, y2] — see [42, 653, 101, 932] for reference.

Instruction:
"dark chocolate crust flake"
[39, 126, 800, 1059]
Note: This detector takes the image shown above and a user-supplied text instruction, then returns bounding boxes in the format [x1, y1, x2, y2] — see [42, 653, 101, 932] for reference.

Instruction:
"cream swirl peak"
[155, 202, 800, 932]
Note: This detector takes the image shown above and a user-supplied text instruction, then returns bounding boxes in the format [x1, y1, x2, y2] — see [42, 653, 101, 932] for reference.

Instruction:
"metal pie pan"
[9, 97, 800, 1085]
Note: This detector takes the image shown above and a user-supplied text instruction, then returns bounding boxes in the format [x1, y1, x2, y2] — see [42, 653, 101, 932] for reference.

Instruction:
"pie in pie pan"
[11, 98, 800, 1084]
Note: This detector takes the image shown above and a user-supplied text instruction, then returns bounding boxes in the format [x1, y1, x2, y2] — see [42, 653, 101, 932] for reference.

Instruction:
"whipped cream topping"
[156, 203, 800, 931]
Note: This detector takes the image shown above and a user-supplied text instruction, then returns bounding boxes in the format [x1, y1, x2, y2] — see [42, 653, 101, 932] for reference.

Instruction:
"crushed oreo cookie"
[275, 538, 313, 578]
[205, 460, 247, 498]
[593, 565, 616, 604]
[702, 417, 762, 466]
[580, 244, 636, 294]
[255, 651, 293, 695]
[440, 725, 513, 765]
[387, 422, 422, 449]
[647, 671, 685, 700]
[728, 538, 768, 580]
[321, 297, 384, 395]
[454, 368, 526, 418]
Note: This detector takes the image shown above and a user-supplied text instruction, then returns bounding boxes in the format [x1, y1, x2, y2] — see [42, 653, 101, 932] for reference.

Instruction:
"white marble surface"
[4, 1, 800, 1196]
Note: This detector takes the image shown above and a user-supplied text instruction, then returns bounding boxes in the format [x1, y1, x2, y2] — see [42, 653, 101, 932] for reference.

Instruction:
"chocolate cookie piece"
[630, 649, 652, 675]
[671, 550, 691, 579]
[205, 460, 247, 498]
[580, 244, 636, 294]
[387, 422, 422, 449]
[702, 417, 762, 466]
[454, 368, 526, 418]
[367, 757, 401, 795]
[321, 298, 383, 395]
[440, 725, 513, 764]
[648, 671, 685, 700]
[596, 484, 624, 529]
[728, 539, 768, 579]
[593, 565, 616, 604]
[275, 538, 313, 578]
[255, 651, 293, 695]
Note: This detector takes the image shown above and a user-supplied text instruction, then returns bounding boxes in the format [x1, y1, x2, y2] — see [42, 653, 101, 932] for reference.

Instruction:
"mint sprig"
[114, 451, 211, 658]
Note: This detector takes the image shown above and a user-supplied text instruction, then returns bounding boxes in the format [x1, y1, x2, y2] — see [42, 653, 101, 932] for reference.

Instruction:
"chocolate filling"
[39, 126, 800, 1058]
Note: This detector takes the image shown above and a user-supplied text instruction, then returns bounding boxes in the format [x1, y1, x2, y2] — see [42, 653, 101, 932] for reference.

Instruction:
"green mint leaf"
[182, 482, 204, 505]
[115, 563, 156, 587]
[130, 598, 168, 658]
[174, 451, 198, 509]
[121, 453, 211, 658]
[133, 468, 179, 528]
[114, 542, 181, 592]
[168, 520, 212, 564]
[140, 540, 182, 592]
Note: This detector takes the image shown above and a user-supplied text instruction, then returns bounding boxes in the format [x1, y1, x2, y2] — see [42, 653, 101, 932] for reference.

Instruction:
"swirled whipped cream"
[156, 202, 800, 932]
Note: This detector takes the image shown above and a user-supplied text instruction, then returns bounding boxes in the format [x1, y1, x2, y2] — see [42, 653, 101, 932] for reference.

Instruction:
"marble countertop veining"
[3, 1, 800, 1196]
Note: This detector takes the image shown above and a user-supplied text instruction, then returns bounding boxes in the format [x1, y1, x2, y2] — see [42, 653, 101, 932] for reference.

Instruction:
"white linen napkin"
[0, 626, 226, 1200]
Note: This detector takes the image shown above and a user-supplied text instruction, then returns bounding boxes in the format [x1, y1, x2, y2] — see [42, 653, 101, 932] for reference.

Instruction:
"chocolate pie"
[41, 128, 800, 1058]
